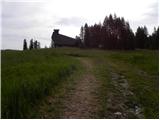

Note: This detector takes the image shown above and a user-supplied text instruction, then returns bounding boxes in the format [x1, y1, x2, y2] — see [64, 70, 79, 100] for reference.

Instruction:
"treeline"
[135, 26, 159, 49]
[80, 14, 159, 50]
[23, 39, 41, 50]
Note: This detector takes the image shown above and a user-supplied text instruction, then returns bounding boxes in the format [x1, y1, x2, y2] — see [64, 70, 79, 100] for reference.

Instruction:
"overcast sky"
[1, 0, 159, 50]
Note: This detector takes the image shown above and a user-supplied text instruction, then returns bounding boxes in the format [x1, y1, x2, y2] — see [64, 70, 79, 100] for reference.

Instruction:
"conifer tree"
[29, 39, 34, 50]
[23, 39, 28, 50]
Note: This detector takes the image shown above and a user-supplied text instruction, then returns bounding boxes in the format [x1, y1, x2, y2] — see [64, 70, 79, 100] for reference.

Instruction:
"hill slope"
[1, 48, 159, 118]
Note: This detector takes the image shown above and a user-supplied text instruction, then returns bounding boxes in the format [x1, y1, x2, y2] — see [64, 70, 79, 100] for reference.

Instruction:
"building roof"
[53, 33, 77, 46]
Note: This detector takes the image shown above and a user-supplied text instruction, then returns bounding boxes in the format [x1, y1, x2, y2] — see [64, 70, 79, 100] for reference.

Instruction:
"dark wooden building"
[51, 29, 81, 47]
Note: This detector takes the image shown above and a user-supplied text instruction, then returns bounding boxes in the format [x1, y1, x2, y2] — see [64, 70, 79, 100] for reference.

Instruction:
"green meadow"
[1, 48, 159, 118]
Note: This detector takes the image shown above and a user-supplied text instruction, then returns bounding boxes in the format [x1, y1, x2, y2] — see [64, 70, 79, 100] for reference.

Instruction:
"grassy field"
[1, 48, 159, 118]
[1, 49, 81, 118]
[93, 50, 159, 118]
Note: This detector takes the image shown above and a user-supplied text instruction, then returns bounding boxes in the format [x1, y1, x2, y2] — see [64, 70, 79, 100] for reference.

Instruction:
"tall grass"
[108, 50, 159, 75]
[2, 48, 158, 118]
[94, 50, 159, 118]
[1, 49, 79, 118]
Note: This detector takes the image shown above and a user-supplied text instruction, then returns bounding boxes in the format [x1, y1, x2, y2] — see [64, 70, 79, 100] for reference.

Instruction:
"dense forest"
[80, 14, 159, 50]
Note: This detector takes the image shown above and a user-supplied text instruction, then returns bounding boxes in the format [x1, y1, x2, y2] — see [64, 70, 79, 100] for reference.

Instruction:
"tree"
[149, 27, 159, 49]
[135, 26, 148, 49]
[29, 39, 34, 50]
[102, 14, 135, 49]
[84, 23, 90, 47]
[45, 45, 47, 48]
[37, 42, 41, 49]
[79, 14, 158, 50]
[34, 40, 38, 49]
[23, 39, 28, 50]
[80, 26, 84, 43]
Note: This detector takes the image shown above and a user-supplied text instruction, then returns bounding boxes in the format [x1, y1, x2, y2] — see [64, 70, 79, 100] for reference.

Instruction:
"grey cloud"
[3, 0, 45, 2]
[2, 0, 158, 50]
[2, 1, 45, 19]
[130, 1, 159, 34]
[2, 35, 24, 50]
[2, 18, 44, 29]
[2, 1, 53, 31]
[2, 31, 51, 50]
[142, 1, 159, 24]
[55, 17, 85, 26]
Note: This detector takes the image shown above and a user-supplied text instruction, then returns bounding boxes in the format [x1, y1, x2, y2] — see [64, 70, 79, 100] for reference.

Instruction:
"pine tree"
[37, 42, 41, 49]
[23, 39, 28, 50]
[135, 26, 148, 49]
[34, 40, 38, 49]
[29, 39, 34, 50]
[84, 23, 89, 47]
[149, 27, 159, 49]
[80, 26, 84, 43]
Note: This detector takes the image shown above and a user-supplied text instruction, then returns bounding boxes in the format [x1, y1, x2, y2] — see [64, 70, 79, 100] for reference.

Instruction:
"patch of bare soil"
[105, 71, 144, 118]
[61, 58, 101, 118]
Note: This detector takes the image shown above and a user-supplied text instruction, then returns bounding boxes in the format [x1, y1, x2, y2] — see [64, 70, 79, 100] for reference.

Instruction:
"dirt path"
[61, 58, 101, 118]
[34, 57, 144, 119]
